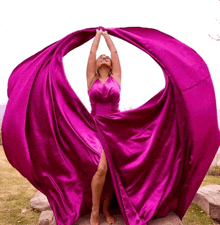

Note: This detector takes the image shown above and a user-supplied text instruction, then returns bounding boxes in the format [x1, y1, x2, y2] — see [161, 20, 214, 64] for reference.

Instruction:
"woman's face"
[96, 54, 112, 69]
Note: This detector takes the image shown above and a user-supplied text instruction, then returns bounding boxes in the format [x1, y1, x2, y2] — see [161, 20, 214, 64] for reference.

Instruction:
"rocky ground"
[30, 191, 182, 225]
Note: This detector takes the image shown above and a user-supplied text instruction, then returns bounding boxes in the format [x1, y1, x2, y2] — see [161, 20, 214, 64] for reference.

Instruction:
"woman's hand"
[96, 29, 102, 36]
[102, 31, 108, 36]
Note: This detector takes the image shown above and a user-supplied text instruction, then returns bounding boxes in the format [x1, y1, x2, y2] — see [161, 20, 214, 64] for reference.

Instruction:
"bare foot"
[90, 210, 99, 225]
[103, 210, 115, 224]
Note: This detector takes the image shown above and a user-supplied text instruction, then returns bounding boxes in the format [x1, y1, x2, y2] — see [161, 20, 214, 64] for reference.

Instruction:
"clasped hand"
[96, 29, 108, 36]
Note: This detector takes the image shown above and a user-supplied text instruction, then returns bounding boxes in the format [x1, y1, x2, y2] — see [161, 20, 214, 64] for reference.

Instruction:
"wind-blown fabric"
[2, 27, 220, 225]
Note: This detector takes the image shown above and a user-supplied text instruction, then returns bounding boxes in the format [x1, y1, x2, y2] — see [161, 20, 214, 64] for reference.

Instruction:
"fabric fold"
[2, 27, 220, 224]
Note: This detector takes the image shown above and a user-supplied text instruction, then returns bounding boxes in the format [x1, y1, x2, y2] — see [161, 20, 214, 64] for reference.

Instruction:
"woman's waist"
[91, 102, 119, 116]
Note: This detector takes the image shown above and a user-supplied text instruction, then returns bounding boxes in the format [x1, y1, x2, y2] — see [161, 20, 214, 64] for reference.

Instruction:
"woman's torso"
[88, 76, 121, 116]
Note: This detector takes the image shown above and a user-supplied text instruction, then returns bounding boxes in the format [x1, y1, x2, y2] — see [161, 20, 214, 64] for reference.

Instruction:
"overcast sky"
[0, 0, 220, 111]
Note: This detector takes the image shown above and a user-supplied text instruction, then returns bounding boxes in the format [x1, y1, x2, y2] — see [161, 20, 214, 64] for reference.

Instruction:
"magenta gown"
[2, 27, 220, 225]
[89, 76, 121, 117]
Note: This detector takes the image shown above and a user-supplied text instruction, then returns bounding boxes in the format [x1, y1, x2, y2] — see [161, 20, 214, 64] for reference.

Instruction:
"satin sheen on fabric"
[2, 27, 220, 225]
[88, 76, 121, 116]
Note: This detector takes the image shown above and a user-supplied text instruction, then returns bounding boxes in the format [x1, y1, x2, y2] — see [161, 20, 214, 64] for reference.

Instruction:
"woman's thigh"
[97, 149, 108, 174]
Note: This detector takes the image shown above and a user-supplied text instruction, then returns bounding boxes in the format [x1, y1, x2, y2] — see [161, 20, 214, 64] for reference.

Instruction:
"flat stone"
[38, 209, 182, 225]
[38, 210, 57, 225]
[30, 191, 51, 212]
[149, 211, 182, 225]
[32, 191, 182, 224]
[193, 185, 220, 222]
[74, 211, 124, 225]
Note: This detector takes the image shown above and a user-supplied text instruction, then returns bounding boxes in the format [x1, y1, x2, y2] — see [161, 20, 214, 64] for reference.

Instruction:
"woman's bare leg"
[90, 149, 108, 225]
[103, 192, 115, 224]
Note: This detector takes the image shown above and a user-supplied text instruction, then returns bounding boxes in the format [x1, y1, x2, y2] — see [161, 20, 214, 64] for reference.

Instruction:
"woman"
[87, 29, 121, 225]
[3, 26, 219, 225]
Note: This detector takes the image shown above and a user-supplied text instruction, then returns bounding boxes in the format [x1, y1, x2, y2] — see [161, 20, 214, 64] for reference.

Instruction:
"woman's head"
[96, 54, 112, 76]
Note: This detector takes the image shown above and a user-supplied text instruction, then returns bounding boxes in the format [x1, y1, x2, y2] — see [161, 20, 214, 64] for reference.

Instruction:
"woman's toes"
[103, 210, 115, 224]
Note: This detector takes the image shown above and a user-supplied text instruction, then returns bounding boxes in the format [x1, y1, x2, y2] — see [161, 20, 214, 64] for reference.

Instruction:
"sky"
[0, 0, 220, 111]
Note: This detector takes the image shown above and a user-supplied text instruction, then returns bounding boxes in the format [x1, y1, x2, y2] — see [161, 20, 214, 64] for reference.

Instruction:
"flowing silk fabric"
[2, 27, 220, 224]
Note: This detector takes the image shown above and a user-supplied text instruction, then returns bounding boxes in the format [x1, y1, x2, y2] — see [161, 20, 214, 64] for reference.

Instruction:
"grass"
[0, 145, 220, 225]
[182, 168, 220, 225]
[0, 146, 40, 225]
[201, 174, 220, 187]
[182, 203, 219, 225]
[207, 166, 220, 176]
[181, 173, 220, 225]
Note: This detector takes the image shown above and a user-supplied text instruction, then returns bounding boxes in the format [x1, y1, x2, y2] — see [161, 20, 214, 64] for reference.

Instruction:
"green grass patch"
[182, 172, 220, 224]
[182, 203, 218, 225]
[207, 165, 220, 176]
[182, 173, 220, 225]
[201, 174, 220, 186]
[0, 155, 40, 225]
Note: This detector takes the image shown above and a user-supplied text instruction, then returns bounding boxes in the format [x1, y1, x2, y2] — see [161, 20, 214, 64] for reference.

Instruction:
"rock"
[31, 191, 182, 224]
[149, 211, 182, 225]
[74, 212, 124, 225]
[67, 211, 182, 225]
[37, 209, 182, 225]
[193, 185, 220, 222]
[38, 210, 57, 225]
[30, 191, 51, 212]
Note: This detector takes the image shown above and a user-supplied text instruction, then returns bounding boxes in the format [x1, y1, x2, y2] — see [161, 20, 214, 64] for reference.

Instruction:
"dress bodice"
[88, 76, 120, 116]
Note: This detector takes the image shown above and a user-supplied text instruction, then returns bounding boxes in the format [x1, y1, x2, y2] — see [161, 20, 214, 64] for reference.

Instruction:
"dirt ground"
[0, 145, 6, 161]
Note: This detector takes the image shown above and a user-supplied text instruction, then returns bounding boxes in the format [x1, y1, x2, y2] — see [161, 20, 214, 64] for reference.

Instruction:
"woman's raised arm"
[86, 29, 102, 89]
[102, 31, 121, 85]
